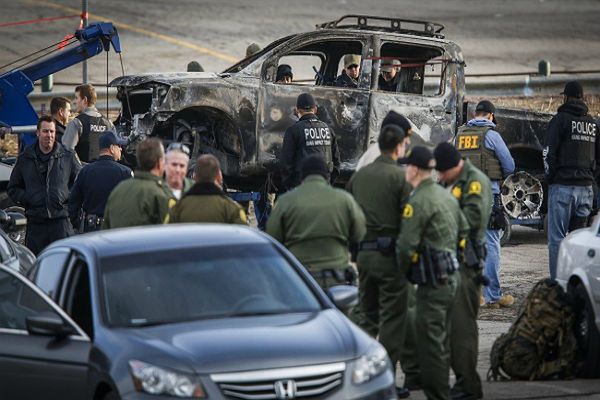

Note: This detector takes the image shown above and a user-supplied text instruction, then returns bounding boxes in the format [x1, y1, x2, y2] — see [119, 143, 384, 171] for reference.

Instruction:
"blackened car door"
[0, 265, 90, 400]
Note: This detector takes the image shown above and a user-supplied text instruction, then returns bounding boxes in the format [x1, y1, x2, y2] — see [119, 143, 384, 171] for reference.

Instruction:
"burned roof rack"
[316, 15, 445, 39]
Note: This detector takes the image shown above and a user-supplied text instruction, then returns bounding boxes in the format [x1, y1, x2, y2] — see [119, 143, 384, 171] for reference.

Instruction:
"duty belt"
[358, 237, 395, 257]
[80, 213, 104, 233]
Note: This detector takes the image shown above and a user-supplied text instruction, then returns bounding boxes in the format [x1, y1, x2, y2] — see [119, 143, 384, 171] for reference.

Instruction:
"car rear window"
[100, 244, 322, 327]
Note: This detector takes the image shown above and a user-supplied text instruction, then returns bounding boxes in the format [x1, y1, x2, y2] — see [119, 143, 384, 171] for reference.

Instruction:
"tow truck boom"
[0, 22, 121, 130]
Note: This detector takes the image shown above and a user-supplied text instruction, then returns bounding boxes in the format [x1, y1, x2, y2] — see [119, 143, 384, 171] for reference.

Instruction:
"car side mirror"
[326, 285, 359, 311]
[26, 311, 75, 337]
[0, 210, 26, 233]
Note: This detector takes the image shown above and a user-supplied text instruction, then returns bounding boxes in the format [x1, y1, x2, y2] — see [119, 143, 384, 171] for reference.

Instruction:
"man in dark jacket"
[378, 59, 401, 92]
[280, 93, 340, 190]
[334, 54, 361, 88]
[69, 131, 133, 232]
[544, 81, 600, 279]
[8, 115, 81, 254]
[169, 154, 246, 224]
[50, 96, 71, 143]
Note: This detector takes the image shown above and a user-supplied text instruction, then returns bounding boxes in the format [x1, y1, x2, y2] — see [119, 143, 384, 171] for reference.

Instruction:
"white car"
[556, 213, 600, 378]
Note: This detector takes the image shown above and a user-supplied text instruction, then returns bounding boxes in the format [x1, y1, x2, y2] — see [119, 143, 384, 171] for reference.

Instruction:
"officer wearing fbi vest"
[346, 111, 414, 399]
[69, 131, 133, 232]
[396, 146, 467, 400]
[455, 100, 515, 308]
[544, 81, 600, 279]
[435, 143, 492, 400]
[280, 93, 340, 190]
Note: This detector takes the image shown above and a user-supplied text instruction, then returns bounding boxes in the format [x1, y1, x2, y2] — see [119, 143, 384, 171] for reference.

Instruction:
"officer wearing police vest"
[544, 81, 600, 279]
[63, 84, 114, 163]
[346, 111, 413, 399]
[396, 146, 467, 400]
[435, 142, 492, 400]
[455, 100, 515, 309]
[280, 93, 340, 190]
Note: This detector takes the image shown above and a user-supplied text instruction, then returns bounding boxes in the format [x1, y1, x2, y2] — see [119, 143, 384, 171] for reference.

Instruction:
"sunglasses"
[166, 142, 191, 157]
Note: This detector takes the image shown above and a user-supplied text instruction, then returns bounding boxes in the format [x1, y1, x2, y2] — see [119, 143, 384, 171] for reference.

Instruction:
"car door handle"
[589, 249, 596, 258]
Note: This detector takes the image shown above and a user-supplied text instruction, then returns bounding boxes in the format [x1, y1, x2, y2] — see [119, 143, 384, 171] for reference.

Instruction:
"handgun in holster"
[464, 238, 487, 270]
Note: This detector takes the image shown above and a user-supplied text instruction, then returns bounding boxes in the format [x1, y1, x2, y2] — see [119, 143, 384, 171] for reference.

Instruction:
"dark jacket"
[280, 114, 341, 189]
[69, 155, 133, 218]
[334, 72, 358, 88]
[8, 141, 81, 221]
[169, 182, 247, 224]
[53, 118, 66, 144]
[377, 74, 401, 92]
[544, 100, 600, 186]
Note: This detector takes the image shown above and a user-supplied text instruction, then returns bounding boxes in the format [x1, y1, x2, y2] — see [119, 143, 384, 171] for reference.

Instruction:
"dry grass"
[468, 95, 600, 117]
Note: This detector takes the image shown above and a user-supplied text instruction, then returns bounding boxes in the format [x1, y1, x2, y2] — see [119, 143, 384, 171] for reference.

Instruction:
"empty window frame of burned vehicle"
[262, 37, 369, 88]
[376, 41, 447, 96]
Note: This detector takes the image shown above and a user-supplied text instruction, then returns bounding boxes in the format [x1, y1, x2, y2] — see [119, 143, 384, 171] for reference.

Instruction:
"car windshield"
[100, 244, 322, 327]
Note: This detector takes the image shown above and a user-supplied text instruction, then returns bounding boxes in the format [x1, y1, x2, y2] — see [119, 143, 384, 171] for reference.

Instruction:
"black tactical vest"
[75, 113, 112, 162]
[455, 125, 503, 181]
[558, 116, 597, 170]
[298, 117, 334, 172]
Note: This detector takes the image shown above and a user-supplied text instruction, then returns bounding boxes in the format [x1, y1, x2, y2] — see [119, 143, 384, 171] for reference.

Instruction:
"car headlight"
[129, 360, 206, 398]
[350, 343, 391, 385]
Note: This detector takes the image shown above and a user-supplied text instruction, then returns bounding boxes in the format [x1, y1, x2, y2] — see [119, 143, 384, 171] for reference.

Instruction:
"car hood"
[120, 310, 366, 374]
[110, 72, 224, 87]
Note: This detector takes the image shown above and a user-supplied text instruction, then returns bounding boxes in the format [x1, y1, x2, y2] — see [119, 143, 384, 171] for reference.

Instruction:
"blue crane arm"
[0, 22, 121, 129]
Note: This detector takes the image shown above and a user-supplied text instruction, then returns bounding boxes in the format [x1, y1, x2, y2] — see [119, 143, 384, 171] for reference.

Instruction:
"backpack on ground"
[487, 278, 577, 381]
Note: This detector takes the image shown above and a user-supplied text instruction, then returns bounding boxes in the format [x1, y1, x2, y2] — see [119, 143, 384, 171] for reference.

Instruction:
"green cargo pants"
[450, 266, 483, 398]
[416, 274, 458, 400]
[356, 251, 418, 373]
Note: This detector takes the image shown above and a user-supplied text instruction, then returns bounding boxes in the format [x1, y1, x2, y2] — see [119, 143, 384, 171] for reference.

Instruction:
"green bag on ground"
[488, 278, 577, 381]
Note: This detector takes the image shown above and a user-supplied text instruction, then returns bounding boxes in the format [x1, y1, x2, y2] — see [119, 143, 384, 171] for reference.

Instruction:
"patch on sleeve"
[451, 186, 462, 199]
[239, 209, 247, 224]
[403, 204, 414, 219]
[468, 181, 482, 195]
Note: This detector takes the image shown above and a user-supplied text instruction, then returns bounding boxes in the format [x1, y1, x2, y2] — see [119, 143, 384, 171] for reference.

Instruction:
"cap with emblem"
[434, 142, 462, 171]
[398, 145, 435, 169]
[561, 80, 583, 99]
[344, 54, 361, 68]
[296, 93, 317, 110]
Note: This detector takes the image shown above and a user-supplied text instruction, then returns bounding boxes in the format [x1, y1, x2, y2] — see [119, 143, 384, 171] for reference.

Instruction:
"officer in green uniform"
[346, 111, 414, 399]
[435, 142, 492, 400]
[267, 155, 366, 289]
[103, 138, 175, 229]
[396, 146, 468, 400]
[169, 154, 247, 224]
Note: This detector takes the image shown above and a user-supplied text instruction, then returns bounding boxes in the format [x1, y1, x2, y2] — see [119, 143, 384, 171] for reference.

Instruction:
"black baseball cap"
[381, 110, 412, 137]
[434, 142, 461, 171]
[296, 93, 317, 110]
[475, 100, 497, 124]
[561, 81, 583, 98]
[398, 145, 435, 169]
[276, 64, 293, 82]
[301, 154, 329, 180]
[99, 131, 127, 149]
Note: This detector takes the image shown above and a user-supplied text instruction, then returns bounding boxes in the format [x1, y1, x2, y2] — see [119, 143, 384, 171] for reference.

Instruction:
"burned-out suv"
[111, 15, 465, 190]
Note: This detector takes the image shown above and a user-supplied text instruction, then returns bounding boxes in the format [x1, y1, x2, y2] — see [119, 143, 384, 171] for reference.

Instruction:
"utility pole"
[82, 0, 88, 83]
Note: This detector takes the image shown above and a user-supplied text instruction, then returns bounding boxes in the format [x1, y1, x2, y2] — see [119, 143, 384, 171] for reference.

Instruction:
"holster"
[463, 238, 487, 270]
[488, 195, 507, 230]
[408, 244, 458, 287]
[82, 213, 103, 233]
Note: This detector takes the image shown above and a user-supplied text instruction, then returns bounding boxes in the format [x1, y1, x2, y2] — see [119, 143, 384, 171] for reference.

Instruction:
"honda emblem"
[274, 379, 297, 399]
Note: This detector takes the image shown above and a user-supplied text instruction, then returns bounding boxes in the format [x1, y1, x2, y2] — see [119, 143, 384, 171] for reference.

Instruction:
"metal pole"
[82, 0, 88, 83]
